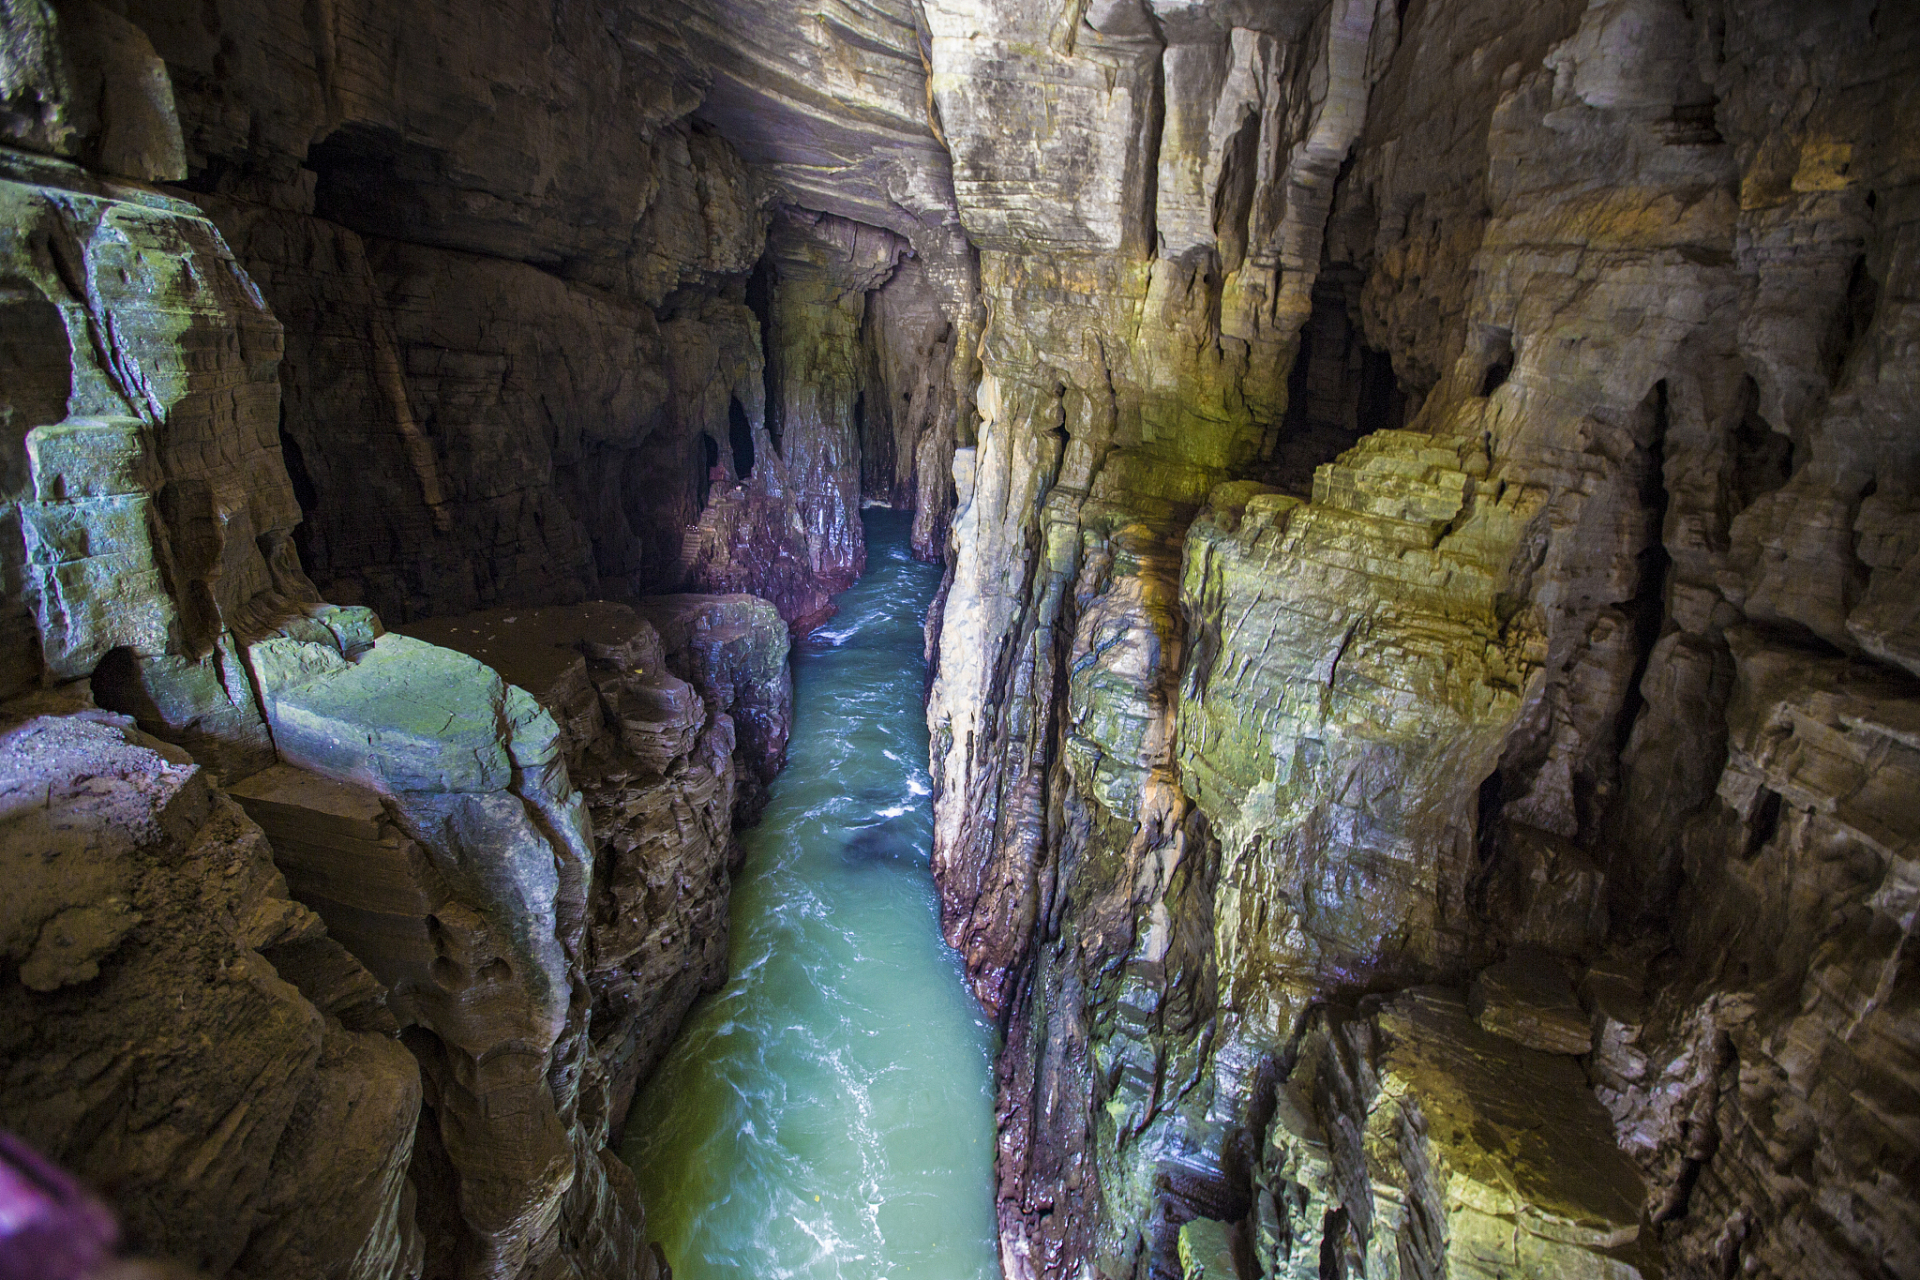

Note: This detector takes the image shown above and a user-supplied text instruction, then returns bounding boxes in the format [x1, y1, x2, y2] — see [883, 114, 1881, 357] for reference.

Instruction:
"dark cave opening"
[746, 255, 782, 456]
[856, 380, 895, 503]
[1478, 326, 1514, 396]
[1597, 379, 1681, 928]
[699, 432, 719, 509]
[728, 397, 755, 480]
[1611, 381, 1675, 774]
[279, 411, 322, 575]
[1729, 375, 1794, 516]
[1744, 788, 1784, 860]
[1820, 254, 1879, 388]
[1212, 110, 1261, 274]
[88, 646, 147, 724]
[1355, 343, 1407, 436]
[1267, 268, 1408, 494]
[305, 123, 443, 241]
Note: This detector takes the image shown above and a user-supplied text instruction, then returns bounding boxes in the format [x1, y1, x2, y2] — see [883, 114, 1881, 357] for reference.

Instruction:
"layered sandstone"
[400, 596, 791, 1132]
[0, 14, 791, 1273]
[115, 0, 971, 627]
[0, 707, 420, 1280]
[919, 0, 1920, 1277]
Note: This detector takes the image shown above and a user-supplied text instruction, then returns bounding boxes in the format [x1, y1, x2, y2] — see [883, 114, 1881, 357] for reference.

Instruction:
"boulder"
[0, 710, 419, 1280]
[1470, 948, 1595, 1055]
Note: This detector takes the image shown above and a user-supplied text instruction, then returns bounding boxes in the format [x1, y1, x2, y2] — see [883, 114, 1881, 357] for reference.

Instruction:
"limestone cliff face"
[919, 1, 1919, 1277]
[0, 7, 800, 1277]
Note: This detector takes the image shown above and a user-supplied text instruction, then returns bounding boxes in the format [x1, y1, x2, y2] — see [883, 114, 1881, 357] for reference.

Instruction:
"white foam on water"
[626, 511, 996, 1280]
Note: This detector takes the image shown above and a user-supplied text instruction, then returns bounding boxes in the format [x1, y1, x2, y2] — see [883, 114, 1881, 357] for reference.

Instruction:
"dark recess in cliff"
[1268, 267, 1407, 494]
[746, 254, 782, 456]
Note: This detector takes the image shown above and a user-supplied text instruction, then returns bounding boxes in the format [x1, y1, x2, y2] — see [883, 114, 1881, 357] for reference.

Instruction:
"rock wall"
[919, 0, 1920, 1277]
[397, 594, 792, 1134]
[0, 706, 421, 1280]
[0, 6, 796, 1277]
[125, 0, 771, 622]
[85, 0, 975, 630]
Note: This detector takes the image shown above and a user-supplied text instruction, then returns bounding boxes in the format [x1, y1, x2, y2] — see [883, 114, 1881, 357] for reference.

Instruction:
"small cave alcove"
[305, 123, 442, 240]
[279, 410, 323, 575]
[698, 432, 719, 509]
[746, 254, 782, 457]
[729, 397, 755, 480]
[1266, 268, 1409, 494]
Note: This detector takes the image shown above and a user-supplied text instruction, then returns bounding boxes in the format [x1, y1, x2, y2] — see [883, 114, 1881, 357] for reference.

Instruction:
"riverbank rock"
[632, 594, 793, 821]
[236, 609, 659, 1279]
[1261, 990, 1649, 1280]
[399, 596, 792, 1132]
[0, 709, 420, 1279]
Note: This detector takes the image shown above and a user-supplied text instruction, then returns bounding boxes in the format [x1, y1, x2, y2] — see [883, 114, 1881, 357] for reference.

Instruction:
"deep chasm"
[0, 2, 1915, 1279]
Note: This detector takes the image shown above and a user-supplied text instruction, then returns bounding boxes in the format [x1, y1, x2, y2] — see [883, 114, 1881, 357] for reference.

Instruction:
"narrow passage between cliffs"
[623, 509, 998, 1280]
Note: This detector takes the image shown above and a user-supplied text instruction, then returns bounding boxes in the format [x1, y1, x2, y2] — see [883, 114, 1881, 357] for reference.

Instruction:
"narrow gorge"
[0, 2, 1914, 1280]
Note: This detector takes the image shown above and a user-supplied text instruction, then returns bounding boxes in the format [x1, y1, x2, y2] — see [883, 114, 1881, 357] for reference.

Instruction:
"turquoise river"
[622, 509, 1000, 1280]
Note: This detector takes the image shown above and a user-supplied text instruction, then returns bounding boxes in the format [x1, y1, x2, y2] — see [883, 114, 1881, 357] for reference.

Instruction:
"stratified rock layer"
[0, 38, 782, 1273]
[400, 595, 791, 1133]
[1256, 989, 1649, 1280]
[0, 708, 420, 1280]
[919, 0, 1920, 1277]
[109, 0, 973, 630]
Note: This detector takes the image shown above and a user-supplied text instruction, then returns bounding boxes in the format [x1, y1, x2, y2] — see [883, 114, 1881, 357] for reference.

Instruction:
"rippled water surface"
[622, 510, 998, 1280]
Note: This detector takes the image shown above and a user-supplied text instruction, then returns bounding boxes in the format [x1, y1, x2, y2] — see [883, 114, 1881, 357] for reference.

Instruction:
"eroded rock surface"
[110, 0, 973, 631]
[1257, 989, 1650, 1280]
[5, 0, 1919, 1277]
[0, 40, 726, 1275]
[0, 708, 420, 1280]
[918, 0, 1920, 1276]
[399, 596, 791, 1133]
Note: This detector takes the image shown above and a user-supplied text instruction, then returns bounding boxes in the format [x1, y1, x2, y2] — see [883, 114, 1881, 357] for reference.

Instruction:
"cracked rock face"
[918, 0, 1920, 1277]
[0, 709, 421, 1280]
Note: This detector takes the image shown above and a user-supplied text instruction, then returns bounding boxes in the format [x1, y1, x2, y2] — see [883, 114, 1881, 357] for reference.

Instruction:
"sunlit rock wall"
[921, 0, 1920, 1276]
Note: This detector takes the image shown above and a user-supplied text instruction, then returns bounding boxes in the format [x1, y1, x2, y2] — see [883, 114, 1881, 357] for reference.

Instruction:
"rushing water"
[622, 509, 999, 1280]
